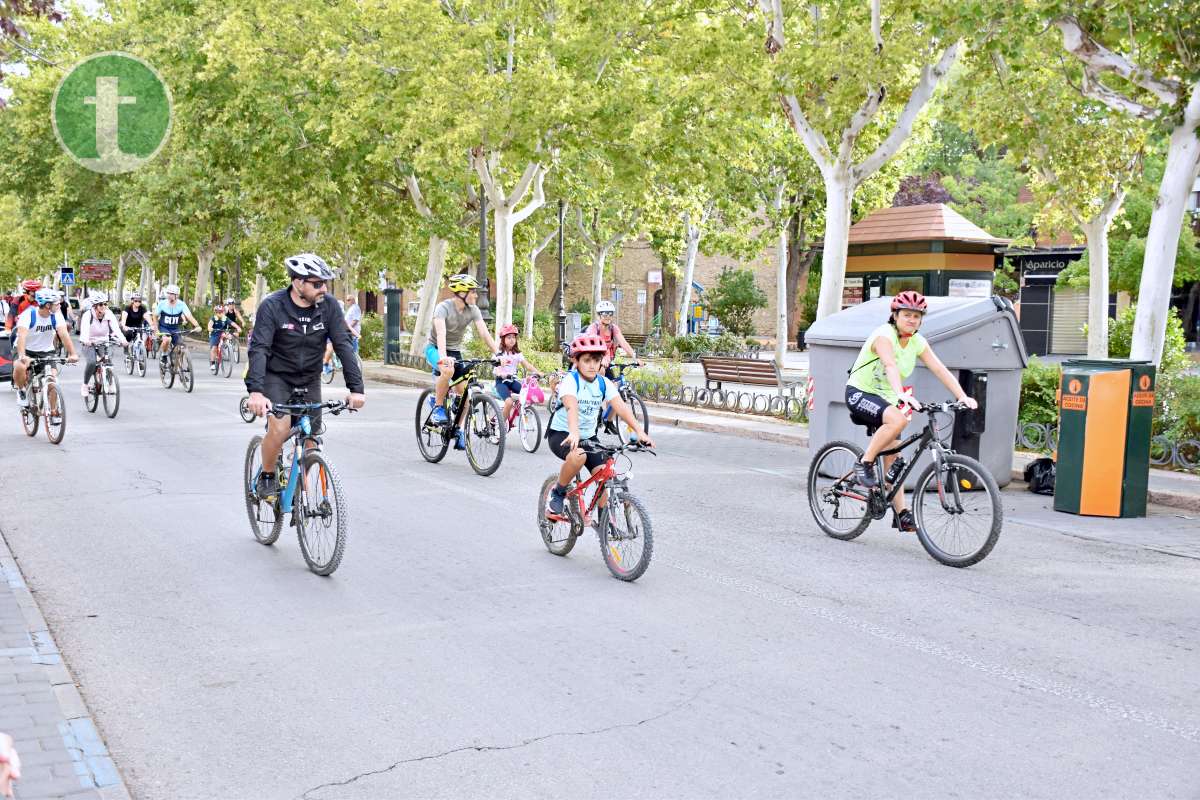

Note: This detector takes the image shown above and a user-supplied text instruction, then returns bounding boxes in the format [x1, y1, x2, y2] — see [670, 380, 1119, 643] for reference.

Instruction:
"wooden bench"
[700, 356, 802, 397]
[625, 333, 648, 349]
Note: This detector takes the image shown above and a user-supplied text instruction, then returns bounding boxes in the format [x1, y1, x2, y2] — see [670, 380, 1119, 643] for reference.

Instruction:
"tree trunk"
[591, 248, 611, 313]
[194, 246, 215, 307]
[1081, 219, 1111, 359]
[168, 257, 178, 286]
[773, 185, 788, 368]
[254, 269, 267, 310]
[1130, 101, 1200, 363]
[525, 261, 538, 341]
[493, 208, 514, 332]
[815, 170, 853, 320]
[676, 215, 701, 337]
[409, 235, 448, 355]
[661, 264, 677, 336]
[114, 254, 127, 306]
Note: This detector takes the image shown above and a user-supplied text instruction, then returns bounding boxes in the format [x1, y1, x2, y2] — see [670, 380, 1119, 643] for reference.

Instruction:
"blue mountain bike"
[244, 392, 354, 575]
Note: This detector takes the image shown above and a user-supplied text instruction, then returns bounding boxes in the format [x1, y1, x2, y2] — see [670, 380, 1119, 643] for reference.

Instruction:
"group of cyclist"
[9, 249, 986, 547]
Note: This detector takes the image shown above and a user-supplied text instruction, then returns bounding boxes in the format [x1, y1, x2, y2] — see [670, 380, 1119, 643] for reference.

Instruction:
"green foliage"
[1019, 357, 1062, 426]
[705, 268, 767, 337]
[1109, 305, 1194, 437]
[568, 299, 592, 327]
[626, 360, 684, 388]
[666, 334, 713, 359]
[940, 152, 1034, 244]
[359, 312, 384, 361]
[512, 307, 557, 352]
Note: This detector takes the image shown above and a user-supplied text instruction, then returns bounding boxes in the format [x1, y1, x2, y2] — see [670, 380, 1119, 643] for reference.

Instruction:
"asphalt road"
[0, 364, 1197, 800]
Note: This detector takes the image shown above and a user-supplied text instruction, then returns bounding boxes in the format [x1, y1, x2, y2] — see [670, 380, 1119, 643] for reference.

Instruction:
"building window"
[885, 275, 925, 296]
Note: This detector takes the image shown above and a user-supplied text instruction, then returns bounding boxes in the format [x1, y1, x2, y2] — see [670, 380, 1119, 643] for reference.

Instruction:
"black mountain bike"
[806, 400, 1001, 568]
[415, 358, 506, 476]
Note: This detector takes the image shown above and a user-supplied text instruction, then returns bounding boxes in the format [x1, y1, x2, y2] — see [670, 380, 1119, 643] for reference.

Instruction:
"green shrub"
[626, 360, 683, 387]
[706, 267, 767, 336]
[711, 331, 755, 354]
[192, 306, 214, 333]
[1019, 357, 1061, 426]
[513, 307, 558, 352]
[569, 299, 592, 327]
[360, 312, 384, 360]
[666, 333, 713, 359]
[1109, 306, 1193, 436]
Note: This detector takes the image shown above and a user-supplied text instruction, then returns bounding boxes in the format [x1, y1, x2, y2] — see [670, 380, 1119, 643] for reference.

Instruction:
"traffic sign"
[61, 272, 75, 286]
[80, 259, 112, 281]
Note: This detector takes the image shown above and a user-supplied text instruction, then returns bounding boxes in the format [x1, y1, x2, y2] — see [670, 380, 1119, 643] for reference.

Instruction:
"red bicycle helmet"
[498, 323, 518, 338]
[569, 333, 608, 357]
[21, 279, 42, 293]
[891, 290, 928, 313]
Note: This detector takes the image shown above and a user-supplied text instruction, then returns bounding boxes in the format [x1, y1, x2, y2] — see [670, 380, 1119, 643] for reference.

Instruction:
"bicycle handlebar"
[268, 400, 356, 418]
[579, 439, 656, 457]
[913, 400, 973, 414]
[608, 361, 643, 372]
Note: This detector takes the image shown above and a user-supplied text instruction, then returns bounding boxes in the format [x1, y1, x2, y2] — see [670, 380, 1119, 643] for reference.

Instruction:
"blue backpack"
[554, 370, 607, 423]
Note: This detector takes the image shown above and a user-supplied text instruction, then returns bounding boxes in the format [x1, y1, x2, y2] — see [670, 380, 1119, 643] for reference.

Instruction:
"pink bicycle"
[506, 375, 544, 453]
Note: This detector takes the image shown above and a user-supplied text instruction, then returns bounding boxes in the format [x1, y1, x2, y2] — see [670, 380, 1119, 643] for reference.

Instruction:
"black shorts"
[546, 430, 608, 472]
[845, 385, 890, 435]
[264, 372, 323, 430]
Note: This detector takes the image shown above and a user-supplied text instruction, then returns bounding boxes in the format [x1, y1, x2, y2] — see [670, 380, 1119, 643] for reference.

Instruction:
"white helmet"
[89, 291, 109, 305]
[596, 300, 616, 314]
[164, 284, 180, 296]
[130, 292, 142, 301]
[284, 253, 335, 280]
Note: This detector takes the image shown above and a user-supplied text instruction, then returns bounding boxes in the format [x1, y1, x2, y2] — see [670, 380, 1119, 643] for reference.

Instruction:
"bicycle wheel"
[178, 350, 194, 392]
[20, 391, 38, 437]
[244, 435, 283, 545]
[84, 376, 99, 413]
[807, 440, 872, 541]
[103, 367, 120, 418]
[538, 475, 580, 556]
[136, 350, 146, 378]
[221, 344, 233, 377]
[464, 393, 506, 476]
[44, 379, 66, 445]
[599, 488, 654, 581]
[239, 396, 256, 423]
[518, 404, 542, 453]
[414, 388, 451, 463]
[296, 451, 348, 576]
[125, 351, 135, 375]
[912, 454, 1002, 568]
[159, 353, 174, 388]
[617, 392, 649, 443]
[234, 339, 241, 363]
[321, 363, 334, 384]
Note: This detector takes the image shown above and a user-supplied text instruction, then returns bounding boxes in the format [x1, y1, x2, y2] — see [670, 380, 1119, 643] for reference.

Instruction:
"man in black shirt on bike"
[246, 253, 365, 497]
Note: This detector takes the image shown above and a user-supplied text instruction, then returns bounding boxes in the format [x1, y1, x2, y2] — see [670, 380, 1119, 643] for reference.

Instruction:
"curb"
[363, 362, 1200, 513]
[0, 531, 132, 800]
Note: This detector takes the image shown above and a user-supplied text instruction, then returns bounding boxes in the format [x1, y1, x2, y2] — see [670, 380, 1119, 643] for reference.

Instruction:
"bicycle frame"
[567, 456, 619, 526]
[278, 419, 321, 514]
[839, 408, 962, 514]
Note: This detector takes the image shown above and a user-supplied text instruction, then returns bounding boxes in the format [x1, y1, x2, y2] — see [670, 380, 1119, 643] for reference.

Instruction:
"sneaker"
[453, 430, 466, 451]
[545, 487, 566, 518]
[893, 508, 917, 533]
[323, 363, 333, 375]
[16, 390, 28, 407]
[209, 362, 217, 374]
[852, 459, 878, 488]
[80, 383, 90, 399]
[430, 405, 449, 425]
[603, 418, 619, 436]
[255, 472, 279, 500]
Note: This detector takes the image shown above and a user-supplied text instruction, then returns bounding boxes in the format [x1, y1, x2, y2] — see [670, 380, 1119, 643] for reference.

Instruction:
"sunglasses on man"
[302, 279, 327, 289]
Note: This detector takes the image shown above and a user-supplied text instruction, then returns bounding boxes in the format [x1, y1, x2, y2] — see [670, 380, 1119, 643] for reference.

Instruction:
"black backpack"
[1023, 457, 1056, 495]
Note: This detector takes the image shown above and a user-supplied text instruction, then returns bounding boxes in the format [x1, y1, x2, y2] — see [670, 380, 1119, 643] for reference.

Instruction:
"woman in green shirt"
[844, 291, 978, 531]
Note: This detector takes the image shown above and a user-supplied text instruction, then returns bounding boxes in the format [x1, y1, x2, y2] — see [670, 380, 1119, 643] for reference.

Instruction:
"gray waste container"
[805, 295, 1028, 488]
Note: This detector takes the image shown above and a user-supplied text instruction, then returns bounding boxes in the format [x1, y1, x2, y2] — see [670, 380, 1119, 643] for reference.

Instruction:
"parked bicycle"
[158, 330, 195, 392]
[504, 374, 544, 453]
[601, 361, 649, 443]
[124, 325, 153, 377]
[19, 356, 70, 445]
[414, 358, 506, 476]
[84, 340, 122, 419]
[244, 391, 354, 576]
[537, 440, 656, 581]
[806, 400, 1002, 568]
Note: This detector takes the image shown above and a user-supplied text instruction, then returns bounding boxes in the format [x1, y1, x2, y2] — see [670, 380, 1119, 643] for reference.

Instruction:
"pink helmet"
[570, 333, 608, 357]
[498, 323, 518, 338]
[891, 290, 928, 313]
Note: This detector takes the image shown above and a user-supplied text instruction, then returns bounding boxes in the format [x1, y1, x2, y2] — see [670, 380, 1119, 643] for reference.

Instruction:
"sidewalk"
[362, 359, 1200, 513]
[0, 533, 129, 800]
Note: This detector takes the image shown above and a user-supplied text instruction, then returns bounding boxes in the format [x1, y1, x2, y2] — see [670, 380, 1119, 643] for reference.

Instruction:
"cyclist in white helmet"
[245, 253, 365, 498]
[584, 299, 635, 381]
[155, 284, 200, 365]
[13, 289, 78, 406]
[78, 292, 127, 399]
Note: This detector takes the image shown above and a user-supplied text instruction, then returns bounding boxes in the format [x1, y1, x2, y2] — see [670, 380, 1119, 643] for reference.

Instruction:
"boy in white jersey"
[13, 289, 79, 406]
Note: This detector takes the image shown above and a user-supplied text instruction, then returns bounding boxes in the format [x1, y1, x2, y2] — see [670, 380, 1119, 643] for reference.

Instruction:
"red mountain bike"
[537, 440, 656, 581]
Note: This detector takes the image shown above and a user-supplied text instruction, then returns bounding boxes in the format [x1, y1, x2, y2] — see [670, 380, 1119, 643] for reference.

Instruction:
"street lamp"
[556, 198, 567, 358]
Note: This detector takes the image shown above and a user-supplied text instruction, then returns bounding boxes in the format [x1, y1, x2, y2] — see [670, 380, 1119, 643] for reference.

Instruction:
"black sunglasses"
[302, 279, 327, 288]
